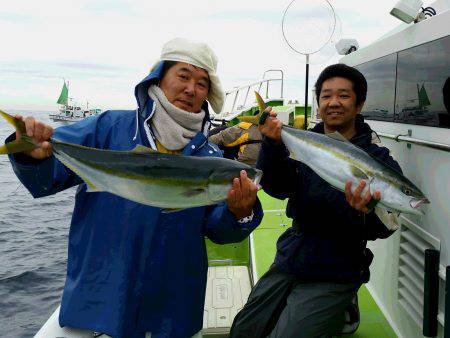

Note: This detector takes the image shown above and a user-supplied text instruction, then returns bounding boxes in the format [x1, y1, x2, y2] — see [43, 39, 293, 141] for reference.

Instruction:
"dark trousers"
[230, 265, 360, 338]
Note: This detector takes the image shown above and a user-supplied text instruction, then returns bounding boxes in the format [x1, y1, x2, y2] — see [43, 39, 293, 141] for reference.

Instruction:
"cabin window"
[355, 54, 397, 122]
[395, 35, 450, 128]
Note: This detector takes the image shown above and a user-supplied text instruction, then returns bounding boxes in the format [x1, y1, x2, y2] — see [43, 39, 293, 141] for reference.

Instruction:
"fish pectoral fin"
[131, 145, 156, 154]
[349, 165, 369, 180]
[377, 205, 401, 218]
[0, 135, 36, 155]
[182, 188, 206, 197]
[374, 206, 401, 231]
[327, 131, 351, 143]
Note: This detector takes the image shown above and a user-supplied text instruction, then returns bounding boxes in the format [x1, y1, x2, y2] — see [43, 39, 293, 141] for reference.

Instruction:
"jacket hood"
[134, 60, 211, 132]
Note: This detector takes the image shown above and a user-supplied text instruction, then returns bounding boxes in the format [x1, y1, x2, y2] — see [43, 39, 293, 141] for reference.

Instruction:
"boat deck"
[253, 192, 396, 338]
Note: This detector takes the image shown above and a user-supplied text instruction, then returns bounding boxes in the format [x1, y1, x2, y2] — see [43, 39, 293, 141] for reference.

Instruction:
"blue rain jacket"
[7, 62, 263, 338]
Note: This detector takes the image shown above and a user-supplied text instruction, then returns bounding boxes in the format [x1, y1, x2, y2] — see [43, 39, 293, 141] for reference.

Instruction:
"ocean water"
[0, 110, 76, 337]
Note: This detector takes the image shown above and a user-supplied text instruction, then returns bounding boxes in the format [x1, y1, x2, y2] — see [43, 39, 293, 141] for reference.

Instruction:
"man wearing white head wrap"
[147, 38, 225, 151]
[151, 37, 225, 114]
[6, 38, 263, 338]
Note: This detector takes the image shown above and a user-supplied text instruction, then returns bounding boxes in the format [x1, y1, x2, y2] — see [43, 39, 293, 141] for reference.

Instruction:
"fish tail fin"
[235, 91, 271, 125]
[0, 109, 26, 133]
[0, 109, 36, 155]
[254, 91, 270, 125]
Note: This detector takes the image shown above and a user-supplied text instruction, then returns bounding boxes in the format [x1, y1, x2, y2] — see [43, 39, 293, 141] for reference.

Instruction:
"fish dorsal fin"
[131, 145, 156, 154]
[327, 131, 350, 143]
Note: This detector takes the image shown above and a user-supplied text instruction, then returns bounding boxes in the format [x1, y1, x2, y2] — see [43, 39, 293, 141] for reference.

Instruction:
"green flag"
[57, 82, 68, 105]
[418, 84, 431, 107]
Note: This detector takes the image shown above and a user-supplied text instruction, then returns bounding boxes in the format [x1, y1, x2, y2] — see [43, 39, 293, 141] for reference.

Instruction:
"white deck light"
[336, 39, 359, 55]
[390, 0, 423, 23]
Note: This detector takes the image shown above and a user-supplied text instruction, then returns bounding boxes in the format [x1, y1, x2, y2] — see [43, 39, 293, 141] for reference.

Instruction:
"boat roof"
[341, 0, 450, 66]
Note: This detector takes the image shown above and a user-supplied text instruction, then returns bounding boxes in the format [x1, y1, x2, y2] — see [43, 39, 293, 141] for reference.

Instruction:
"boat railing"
[212, 69, 284, 124]
[377, 131, 450, 152]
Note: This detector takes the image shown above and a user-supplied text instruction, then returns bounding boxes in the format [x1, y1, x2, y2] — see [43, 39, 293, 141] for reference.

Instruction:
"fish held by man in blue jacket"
[253, 91, 429, 216]
[0, 109, 262, 209]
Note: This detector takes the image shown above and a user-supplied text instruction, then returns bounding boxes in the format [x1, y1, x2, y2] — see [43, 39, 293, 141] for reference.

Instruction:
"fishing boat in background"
[49, 81, 102, 123]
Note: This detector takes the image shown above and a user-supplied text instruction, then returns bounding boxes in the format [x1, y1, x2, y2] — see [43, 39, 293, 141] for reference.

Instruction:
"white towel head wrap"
[151, 38, 224, 114]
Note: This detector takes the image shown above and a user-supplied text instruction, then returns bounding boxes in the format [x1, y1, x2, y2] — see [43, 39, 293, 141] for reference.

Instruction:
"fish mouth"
[409, 198, 430, 214]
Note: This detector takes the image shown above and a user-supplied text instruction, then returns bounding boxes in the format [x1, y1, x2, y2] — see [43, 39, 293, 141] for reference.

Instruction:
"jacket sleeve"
[203, 198, 263, 244]
[6, 113, 109, 198]
[256, 136, 298, 200]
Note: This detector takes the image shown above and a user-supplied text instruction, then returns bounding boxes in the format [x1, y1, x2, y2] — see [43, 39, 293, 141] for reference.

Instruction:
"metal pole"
[304, 54, 310, 130]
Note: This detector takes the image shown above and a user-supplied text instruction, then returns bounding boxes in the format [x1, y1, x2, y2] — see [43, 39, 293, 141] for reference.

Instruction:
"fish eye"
[402, 187, 412, 196]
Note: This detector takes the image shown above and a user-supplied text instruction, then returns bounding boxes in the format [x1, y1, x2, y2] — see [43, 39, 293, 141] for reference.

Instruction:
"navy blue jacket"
[7, 61, 263, 338]
[256, 116, 399, 283]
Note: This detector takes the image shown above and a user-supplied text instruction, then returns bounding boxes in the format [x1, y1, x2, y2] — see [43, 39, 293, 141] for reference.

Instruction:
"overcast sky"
[0, 0, 408, 112]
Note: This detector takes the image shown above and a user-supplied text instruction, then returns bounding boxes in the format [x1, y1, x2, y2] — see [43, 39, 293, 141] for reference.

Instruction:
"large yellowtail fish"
[254, 92, 429, 216]
[0, 109, 262, 209]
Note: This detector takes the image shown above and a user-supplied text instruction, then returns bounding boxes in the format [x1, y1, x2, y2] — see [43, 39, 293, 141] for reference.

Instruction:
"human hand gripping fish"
[0, 109, 262, 213]
[251, 92, 429, 220]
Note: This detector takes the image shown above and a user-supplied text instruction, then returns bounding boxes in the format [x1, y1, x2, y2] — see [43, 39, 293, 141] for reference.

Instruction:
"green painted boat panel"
[294, 105, 312, 117]
[256, 191, 287, 210]
[205, 238, 250, 267]
[252, 227, 285, 276]
[205, 192, 284, 267]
